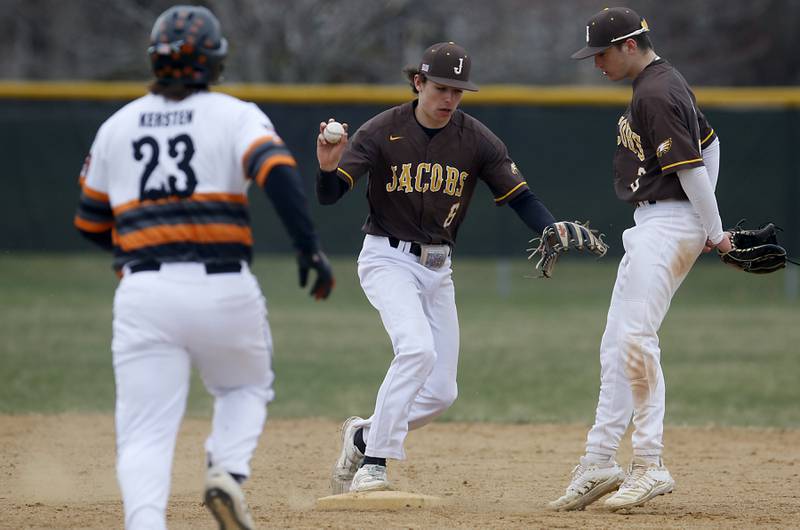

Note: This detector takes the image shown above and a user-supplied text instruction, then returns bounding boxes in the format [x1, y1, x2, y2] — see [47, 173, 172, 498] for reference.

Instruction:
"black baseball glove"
[718, 221, 796, 274]
[297, 250, 335, 299]
[528, 221, 608, 278]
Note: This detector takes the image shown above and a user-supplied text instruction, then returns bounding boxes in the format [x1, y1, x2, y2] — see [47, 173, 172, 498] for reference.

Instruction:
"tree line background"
[2, 0, 798, 86]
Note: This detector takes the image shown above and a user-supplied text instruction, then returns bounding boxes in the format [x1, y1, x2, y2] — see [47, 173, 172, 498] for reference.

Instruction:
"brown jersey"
[614, 59, 717, 204]
[335, 101, 528, 246]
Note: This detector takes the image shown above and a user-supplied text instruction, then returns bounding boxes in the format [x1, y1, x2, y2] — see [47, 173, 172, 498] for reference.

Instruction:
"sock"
[207, 457, 246, 484]
[582, 452, 613, 465]
[637, 455, 661, 466]
[354, 427, 367, 454]
[363, 456, 386, 467]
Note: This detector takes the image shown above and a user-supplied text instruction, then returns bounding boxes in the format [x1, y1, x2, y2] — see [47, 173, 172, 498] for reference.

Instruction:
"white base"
[316, 490, 445, 510]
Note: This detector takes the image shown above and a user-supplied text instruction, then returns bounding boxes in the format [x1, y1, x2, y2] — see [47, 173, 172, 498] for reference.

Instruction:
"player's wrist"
[708, 232, 725, 247]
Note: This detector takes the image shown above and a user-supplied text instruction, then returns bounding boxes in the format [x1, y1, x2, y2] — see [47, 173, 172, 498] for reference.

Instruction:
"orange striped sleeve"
[241, 135, 278, 175]
[117, 223, 253, 252]
[74, 215, 114, 233]
[81, 183, 109, 203]
[255, 154, 297, 187]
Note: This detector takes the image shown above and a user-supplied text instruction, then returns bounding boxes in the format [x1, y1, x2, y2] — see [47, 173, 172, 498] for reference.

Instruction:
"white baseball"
[323, 121, 345, 144]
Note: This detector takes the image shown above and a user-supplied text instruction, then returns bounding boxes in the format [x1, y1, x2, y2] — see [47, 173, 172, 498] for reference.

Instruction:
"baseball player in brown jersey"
[316, 42, 571, 494]
[549, 7, 733, 512]
[73, 6, 333, 529]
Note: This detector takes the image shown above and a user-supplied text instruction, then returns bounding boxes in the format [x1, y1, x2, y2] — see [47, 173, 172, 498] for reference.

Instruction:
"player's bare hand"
[716, 232, 733, 253]
[317, 118, 349, 172]
[704, 231, 732, 254]
[297, 249, 335, 300]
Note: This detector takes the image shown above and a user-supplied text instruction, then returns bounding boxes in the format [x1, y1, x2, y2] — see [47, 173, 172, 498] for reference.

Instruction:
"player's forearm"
[701, 138, 720, 190]
[508, 189, 556, 234]
[263, 165, 320, 254]
[316, 168, 349, 205]
[677, 166, 724, 245]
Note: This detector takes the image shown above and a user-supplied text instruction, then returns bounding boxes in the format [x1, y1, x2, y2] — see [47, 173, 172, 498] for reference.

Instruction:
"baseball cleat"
[350, 464, 391, 492]
[604, 458, 675, 511]
[548, 457, 625, 511]
[204, 466, 255, 530]
[331, 416, 366, 494]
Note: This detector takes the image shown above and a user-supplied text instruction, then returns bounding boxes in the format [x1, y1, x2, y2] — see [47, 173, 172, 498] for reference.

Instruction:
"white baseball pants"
[112, 263, 274, 530]
[585, 201, 707, 459]
[355, 235, 460, 460]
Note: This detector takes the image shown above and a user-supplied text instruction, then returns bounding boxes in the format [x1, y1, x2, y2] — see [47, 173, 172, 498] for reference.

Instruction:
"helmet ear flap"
[208, 61, 225, 84]
[148, 6, 227, 85]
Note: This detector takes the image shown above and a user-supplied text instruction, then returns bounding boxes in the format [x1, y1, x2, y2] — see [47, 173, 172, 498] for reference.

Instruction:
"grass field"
[1, 252, 798, 427]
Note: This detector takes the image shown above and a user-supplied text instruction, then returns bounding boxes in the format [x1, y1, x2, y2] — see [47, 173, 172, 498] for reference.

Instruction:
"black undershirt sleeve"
[507, 189, 556, 234]
[77, 229, 113, 251]
[262, 164, 320, 254]
[316, 168, 349, 205]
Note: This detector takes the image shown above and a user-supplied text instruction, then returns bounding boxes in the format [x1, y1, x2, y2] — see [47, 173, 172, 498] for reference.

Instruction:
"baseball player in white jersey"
[73, 6, 334, 529]
[549, 7, 733, 512]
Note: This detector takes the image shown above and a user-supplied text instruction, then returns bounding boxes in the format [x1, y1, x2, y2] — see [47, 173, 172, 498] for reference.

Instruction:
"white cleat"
[604, 458, 675, 511]
[204, 466, 255, 530]
[548, 457, 625, 511]
[350, 464, 391, 492]
[331, 416, 365, 494]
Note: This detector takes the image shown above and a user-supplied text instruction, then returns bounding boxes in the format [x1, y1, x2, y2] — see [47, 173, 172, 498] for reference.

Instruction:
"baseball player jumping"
[549, 7, 732, 512]
[74, 6, 334, 529]
[316, 42, 596, 494]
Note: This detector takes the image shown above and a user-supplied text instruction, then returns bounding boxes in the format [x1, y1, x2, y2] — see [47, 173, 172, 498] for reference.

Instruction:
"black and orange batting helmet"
[148, 5, 228, 85]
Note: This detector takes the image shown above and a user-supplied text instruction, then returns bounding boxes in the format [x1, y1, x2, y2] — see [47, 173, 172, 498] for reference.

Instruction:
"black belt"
[388, 236, 422, 257]
[128, 261, 242, 274]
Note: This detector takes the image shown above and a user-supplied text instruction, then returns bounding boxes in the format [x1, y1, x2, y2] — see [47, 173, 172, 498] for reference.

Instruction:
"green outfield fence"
[2, 81, 798, 264]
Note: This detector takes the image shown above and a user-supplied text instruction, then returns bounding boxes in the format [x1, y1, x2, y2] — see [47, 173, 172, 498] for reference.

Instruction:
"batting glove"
[297, 250, 335, 300]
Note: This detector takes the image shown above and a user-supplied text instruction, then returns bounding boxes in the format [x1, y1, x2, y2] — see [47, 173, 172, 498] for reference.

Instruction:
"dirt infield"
[2, 415, 798, 529]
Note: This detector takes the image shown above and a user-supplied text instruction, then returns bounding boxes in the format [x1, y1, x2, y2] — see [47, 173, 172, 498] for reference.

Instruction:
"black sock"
[363, 456, 386, 467]
[208, 458, 246, 485]
[354, 427, 367, 454]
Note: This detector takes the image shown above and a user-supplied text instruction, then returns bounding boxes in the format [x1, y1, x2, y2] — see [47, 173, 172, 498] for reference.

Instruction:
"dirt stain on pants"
[625, 340, 658, 407]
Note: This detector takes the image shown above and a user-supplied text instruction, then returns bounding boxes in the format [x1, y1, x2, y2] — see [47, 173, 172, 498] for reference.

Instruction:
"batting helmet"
[148, 5, 228, 85]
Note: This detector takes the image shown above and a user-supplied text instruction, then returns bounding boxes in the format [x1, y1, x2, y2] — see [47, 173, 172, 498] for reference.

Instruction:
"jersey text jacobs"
[386, 163, 467, 196]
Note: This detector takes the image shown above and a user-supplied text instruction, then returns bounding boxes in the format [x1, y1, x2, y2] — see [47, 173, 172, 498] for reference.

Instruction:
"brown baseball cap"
[571, 7, 650, 60]
[419, 42, 479, 92]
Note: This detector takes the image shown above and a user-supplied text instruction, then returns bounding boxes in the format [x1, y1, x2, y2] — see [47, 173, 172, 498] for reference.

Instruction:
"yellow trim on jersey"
[661, 158, 704, 171]
[117, 223, 253, 252]
[700, 129, 715, 146]
[74, 215, 113, 233]
[255, 154, 297, 187]
[494, 181, 527, 203]
[4, 82, 800, 108]
[113, 192, 248, 216]
[337, 167, 355, 189]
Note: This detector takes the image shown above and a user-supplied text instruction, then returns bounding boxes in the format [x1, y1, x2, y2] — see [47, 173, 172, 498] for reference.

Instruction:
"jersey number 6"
[133, 134, 198, 201]
[443, 202, 460, 228]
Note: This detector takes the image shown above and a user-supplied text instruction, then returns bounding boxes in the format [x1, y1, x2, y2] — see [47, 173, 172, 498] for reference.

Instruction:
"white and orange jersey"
[74, 91, 296, 270]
